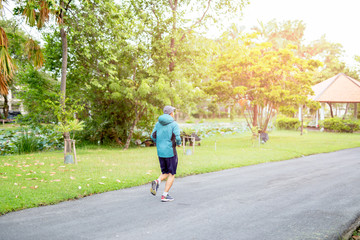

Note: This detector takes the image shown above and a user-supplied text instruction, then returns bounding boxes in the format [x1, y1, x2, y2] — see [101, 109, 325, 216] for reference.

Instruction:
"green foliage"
[213, 31, 320, 134]
[42, 29, 62, 79]
[45, 96, 84, 139]
[0, 126, 63, 155]
[279, 106, 296, 117]
[16, 66, 59, 125]
[320, 118, 360, 133]
[14, 131, 40, 155]
[208, 102, 220, 117]
[276, 117, 300, 130]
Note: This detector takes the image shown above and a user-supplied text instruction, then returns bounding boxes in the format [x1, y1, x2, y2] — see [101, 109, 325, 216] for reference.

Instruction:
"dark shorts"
[159, 155, 178, 175]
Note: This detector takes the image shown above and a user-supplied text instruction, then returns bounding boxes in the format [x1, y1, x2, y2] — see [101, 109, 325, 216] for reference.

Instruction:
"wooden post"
[64, 139, 67, 160]
[183, 136, 185, 154]
[192, 137, 195, 153]
[73, 140, 77, 164]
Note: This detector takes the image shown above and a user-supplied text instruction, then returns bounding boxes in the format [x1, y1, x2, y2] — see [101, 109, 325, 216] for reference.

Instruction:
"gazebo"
[310, 73, 360, 127]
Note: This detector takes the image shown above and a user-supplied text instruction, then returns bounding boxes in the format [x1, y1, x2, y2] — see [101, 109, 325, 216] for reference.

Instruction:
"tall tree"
[213, 33, 321, 135]
[0, 1, 16, 96]
[130, 0, 248, 87]
[14, 0, 72, 104]
[253, 19, 359, 83]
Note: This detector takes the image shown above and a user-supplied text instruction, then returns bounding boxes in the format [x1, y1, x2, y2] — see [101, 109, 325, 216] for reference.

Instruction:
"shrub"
[0, 126, 63, 155]
[321, 118, 360, 133]
[275, 117, 300, 130]
[279, 106, 296, 118]
[14, 132, 40, 154]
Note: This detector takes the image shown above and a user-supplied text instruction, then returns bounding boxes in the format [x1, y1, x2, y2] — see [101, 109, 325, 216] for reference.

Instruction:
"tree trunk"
[59, 1, 70, 161]
[300, 105, 304, 135]
[327, 103, 334, 118]
[60, 26, 67, 106]
[3, 95, 8, 119]
[252, 105, 258, 130]
[168, 0, 177, 75]
[261, 105, 273, 133]
[124, 107, 145, 150]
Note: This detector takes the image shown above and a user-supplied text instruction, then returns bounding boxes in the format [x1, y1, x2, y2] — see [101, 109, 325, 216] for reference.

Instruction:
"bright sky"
[238, 0, 360, 68]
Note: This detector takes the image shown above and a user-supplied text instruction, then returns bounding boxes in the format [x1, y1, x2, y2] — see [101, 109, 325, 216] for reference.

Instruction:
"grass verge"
[1, 130, 359, 215]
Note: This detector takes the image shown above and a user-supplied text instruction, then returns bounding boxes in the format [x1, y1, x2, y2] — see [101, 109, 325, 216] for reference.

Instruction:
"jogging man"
[150, 106, 181, 202]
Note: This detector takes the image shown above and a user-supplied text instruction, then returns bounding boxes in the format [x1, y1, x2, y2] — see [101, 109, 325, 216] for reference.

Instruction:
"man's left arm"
[173, 123, 182, 146]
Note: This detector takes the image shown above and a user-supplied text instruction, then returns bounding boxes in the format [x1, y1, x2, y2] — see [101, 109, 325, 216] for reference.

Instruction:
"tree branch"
[168, 0, 175, 10]
[179, 0, 211, 42]
[65, 0, 72, 11]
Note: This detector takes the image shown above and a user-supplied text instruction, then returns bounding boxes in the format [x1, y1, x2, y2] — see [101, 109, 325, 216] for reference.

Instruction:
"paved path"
[1, 148, 360, 240]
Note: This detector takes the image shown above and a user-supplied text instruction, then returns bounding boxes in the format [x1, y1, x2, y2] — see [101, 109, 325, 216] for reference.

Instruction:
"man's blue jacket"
[151, 114, 181, 158]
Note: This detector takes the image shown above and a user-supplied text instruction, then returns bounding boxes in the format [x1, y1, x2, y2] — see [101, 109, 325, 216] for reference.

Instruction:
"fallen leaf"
[16, 174, 22, 177]
[41, 171, 46, 174]
[2, 176, 7, 179]
[50, 164, 54, 166]
[70, 176, 75, 180]
[59, 166, 65, 168]
[21, 186, 27, 189]
[86, 178, 92, 181]
[116, 179, 121, 183]
[98, 182, 105, 185]
[353, 236, 360, 240]
[78, 186, 82, 189]
[14, 183, 18, 185]
[30, 186, 38, 189]
[53, 179, 61, 182]
[101, 176, 107, 179]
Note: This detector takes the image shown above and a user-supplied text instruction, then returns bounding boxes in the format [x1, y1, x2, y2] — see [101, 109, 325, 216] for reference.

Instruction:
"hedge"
[320, 118, 360, 133]
[275, 117, 300, 130]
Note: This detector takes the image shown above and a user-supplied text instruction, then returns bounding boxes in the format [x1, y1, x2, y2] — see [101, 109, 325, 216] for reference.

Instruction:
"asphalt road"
[1, 148, 360, 240]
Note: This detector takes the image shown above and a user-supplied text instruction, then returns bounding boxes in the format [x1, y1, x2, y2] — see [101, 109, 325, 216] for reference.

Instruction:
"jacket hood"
[158, 114, 174, 126]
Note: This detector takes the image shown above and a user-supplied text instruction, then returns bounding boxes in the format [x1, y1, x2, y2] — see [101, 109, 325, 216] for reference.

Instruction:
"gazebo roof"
[311, 73, 360, 103]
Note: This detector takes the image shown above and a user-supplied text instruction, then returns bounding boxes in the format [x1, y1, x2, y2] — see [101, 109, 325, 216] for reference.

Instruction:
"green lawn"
[1, 130, 359, 215]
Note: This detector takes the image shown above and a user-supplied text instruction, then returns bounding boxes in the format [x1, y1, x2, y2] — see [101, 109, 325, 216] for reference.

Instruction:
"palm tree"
[0, 26, 16, 96]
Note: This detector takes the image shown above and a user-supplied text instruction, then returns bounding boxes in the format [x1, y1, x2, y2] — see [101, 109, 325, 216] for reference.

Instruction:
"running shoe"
[150, 180, 159, 196]
[161, 194, 174, 202]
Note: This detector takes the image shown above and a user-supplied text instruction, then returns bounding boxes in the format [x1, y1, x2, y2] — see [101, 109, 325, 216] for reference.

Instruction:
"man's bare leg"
[164, 174, 175, 192]
[159, 173, 169, 182]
